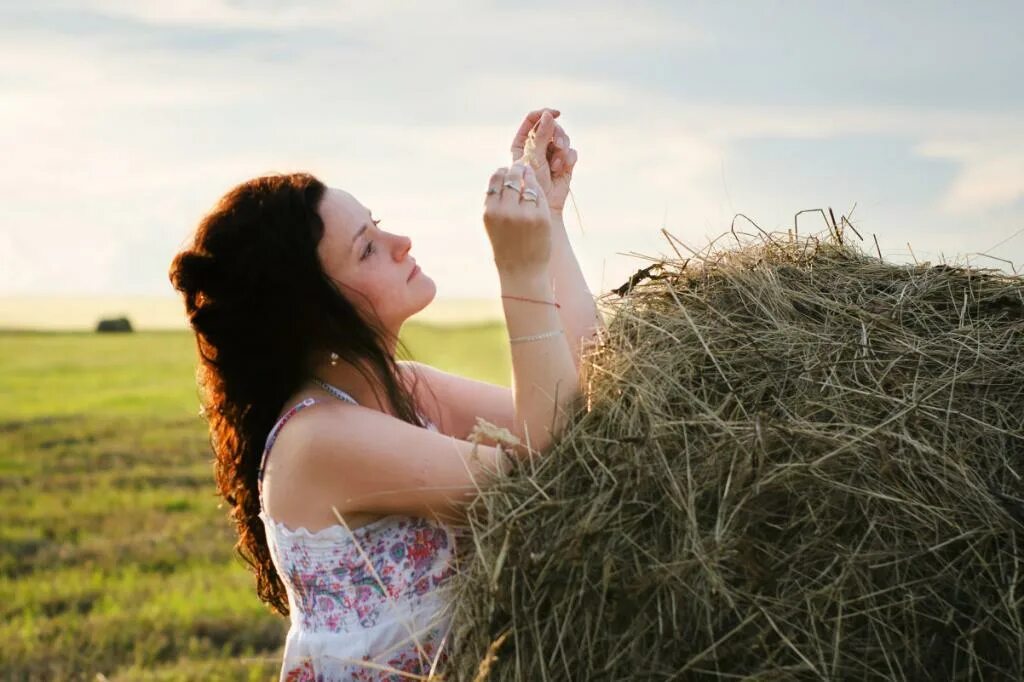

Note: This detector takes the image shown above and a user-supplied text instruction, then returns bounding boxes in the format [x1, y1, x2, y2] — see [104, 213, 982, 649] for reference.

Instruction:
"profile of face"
[316, 187, 435, 328]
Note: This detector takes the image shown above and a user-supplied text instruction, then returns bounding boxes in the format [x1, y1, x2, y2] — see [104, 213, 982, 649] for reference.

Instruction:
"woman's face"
[317, 186, 435, 327]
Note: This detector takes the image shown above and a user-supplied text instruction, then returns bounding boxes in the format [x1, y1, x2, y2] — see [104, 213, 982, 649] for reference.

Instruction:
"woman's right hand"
[483, 163, 552, 275]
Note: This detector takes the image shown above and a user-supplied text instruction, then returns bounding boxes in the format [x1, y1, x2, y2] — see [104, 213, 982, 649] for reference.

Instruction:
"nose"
[392, 234, 412, 260]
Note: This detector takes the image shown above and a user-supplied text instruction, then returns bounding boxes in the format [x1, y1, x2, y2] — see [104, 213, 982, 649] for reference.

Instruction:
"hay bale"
[95, 316, 133, 333]
[445, 227, 1024, 680]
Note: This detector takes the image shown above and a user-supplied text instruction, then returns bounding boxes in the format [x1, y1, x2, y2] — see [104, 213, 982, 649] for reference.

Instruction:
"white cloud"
[916, 138, 1024, 213]
[63, 0, 710, 51]
[2, 7, 1022, 299]
[651, 102, 1024, 217]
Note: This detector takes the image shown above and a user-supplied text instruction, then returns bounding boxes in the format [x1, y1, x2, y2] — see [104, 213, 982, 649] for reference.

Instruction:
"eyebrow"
[351, 223, 369, 248]
[350, 211, 374, 251]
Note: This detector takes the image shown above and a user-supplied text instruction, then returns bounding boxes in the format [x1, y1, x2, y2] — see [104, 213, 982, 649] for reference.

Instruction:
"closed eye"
[361, 219, 382, 260]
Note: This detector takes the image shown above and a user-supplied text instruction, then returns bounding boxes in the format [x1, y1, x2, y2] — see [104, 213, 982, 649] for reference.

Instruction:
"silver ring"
[486, 187, 500, 195]
[502, 180, 521, 193]
[521, 188, 539, 200]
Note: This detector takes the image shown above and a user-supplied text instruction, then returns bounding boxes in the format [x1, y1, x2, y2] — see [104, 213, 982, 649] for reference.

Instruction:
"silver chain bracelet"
[509, 328, 565, 344]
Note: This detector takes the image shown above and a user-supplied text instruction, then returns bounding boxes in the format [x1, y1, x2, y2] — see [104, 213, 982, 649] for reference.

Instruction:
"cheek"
[344, 264, 406, 305]
[363, 272, 400, 302]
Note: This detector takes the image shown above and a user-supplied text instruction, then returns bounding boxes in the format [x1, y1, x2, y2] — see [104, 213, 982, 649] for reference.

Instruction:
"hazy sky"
[2, 0, 1022, 300]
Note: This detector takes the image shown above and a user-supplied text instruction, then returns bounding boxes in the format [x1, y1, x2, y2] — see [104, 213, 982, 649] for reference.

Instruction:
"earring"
[329, 352, 339, 366]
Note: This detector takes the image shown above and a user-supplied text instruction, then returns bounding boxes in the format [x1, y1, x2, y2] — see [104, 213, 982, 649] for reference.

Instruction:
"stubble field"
[0, 324, 510, 681]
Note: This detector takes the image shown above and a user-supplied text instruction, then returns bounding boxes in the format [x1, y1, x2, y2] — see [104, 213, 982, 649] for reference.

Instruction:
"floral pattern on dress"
[283, 659, 316, 682]
[281, 516, 456, 632]
[349, 627, 449, 681]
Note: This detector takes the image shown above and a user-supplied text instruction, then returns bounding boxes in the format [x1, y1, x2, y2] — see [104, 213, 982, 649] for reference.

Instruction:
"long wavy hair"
[169, 173, 427, 616]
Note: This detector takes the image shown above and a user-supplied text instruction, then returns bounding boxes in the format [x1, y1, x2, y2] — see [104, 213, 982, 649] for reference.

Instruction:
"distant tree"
[96, 317, 133, 333]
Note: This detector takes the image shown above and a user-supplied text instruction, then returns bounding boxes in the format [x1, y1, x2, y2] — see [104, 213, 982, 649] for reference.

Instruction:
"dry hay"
[521, 124, 542, 170]
[444, 222, 1024, 681]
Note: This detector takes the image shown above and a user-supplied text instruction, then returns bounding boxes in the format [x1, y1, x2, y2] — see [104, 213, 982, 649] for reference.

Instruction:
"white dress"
[257, 393, 469, 681]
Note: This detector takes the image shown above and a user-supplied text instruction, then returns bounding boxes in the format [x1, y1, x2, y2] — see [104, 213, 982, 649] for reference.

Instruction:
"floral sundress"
[258, 394, 469, 681]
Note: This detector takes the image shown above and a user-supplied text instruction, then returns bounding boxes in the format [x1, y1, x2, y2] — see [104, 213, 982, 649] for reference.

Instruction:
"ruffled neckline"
[259, 509, 407, 544]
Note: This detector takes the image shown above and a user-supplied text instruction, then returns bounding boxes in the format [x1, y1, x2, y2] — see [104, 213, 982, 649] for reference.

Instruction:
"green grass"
[0, 323, 510, 681]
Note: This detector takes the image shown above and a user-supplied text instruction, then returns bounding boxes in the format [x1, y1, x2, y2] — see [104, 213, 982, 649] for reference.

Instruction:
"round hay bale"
[95, 316, 133, 333]
[444, 228, 1024, 680]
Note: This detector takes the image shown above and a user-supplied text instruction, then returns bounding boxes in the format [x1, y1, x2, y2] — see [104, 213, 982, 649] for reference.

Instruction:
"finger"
[551, 123, 569, 150]
[552, 147, 578, 176]
[501, 163, 525, 203]
[511, 110, 551, 160]
[533, 110, 556, 150]
[545, 124, 567, 171]
[548, 133, 571, 173]
[560, 149, 578, 179]
[522, 165, 549, 211]
[510, 108, 561, 160]
[521, 111, 557, 175]
[485, 167, 507, 207]
[512, 109, 560, 162]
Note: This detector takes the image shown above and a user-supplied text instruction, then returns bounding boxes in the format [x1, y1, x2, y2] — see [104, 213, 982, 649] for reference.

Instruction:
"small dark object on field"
[96, 317, 133, 333]
[443, 217, 1024, 681]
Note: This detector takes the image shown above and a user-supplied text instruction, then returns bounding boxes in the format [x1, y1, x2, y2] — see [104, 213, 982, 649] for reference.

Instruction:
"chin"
[416, 275, 437, 301]
[395, 272, 433, 315]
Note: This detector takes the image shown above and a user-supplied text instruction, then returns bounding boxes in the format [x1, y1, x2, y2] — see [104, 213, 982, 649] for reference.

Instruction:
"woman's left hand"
[510, 107, 578, 214]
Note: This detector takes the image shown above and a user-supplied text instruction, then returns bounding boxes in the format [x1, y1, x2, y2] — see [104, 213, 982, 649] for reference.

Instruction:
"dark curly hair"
[168, 173, 427, 616]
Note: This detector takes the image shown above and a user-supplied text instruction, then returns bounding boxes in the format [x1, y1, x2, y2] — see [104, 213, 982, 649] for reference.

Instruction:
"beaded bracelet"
[510, 328, 565, 344]
[502, 294, 561, 309]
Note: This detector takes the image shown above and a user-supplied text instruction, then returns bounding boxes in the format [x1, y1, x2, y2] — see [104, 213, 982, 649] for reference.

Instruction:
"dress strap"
[258, 397, 321, 505]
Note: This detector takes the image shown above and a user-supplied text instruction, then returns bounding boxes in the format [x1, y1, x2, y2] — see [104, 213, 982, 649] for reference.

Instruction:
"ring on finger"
[502, 180, 521, 193]
[486, 186, 500, 195]
[521, 188, 539, 201]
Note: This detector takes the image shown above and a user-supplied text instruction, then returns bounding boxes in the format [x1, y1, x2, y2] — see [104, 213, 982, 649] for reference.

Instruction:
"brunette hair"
[169, 172, 425, 616]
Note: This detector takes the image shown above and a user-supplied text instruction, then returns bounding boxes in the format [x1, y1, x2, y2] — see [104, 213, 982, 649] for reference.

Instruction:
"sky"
[1, 0, 1022, 302]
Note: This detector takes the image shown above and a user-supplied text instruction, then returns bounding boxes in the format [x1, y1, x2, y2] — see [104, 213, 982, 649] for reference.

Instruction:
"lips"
[407, 263, 420, 282]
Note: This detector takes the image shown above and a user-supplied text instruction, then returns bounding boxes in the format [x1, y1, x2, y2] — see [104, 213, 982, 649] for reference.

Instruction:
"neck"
[310, 359, 380, 410]
[307, 318, 406, 410]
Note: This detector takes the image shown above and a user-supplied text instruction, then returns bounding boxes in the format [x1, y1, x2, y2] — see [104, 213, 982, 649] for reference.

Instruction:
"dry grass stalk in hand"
[521, 123, 582, 232]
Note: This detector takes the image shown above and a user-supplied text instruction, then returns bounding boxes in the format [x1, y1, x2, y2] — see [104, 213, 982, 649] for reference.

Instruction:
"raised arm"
[484, 163, 580, 457]
[509, 107, 604, 371]
[548, 211, 604, 370]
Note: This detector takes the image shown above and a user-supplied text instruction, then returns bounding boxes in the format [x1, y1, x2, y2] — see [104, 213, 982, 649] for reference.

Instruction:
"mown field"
[0, 324, 511, 681]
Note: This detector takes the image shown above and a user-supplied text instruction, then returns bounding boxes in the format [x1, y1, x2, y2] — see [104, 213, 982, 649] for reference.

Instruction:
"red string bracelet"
[501, 294, 561, 309]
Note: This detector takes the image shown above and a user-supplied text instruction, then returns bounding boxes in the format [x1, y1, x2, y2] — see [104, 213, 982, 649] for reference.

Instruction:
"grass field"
[0, 323, 511, 681]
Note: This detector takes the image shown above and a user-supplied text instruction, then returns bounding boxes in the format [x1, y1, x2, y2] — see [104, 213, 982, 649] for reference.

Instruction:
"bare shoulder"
[263, 362, 517, 528]
[258, 397, 352, 528]
[297, 394, 511, 522]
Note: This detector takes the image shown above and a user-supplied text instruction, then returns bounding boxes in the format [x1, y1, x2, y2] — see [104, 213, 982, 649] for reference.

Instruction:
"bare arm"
[400, 211, 601, 452]
[508, 108, 603, 370]
[548, 211, 605, 370]
[499, 266, 581, 457]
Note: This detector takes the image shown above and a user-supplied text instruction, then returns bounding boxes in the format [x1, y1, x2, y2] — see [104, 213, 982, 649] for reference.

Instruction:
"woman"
[168, 108, 599, 680]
